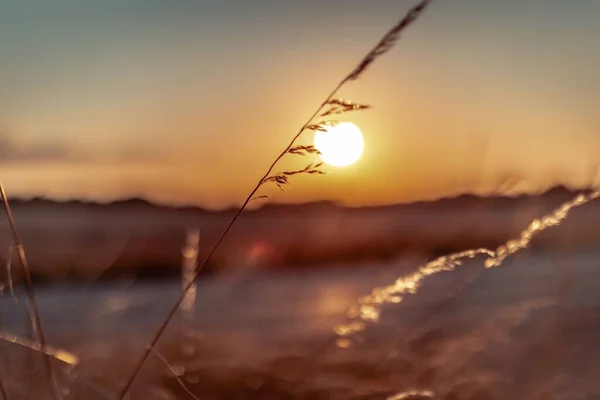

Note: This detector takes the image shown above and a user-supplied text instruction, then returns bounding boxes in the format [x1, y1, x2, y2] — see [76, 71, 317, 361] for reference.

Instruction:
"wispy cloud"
[0, 133, 79, 164]
[0, 132, 167, 166]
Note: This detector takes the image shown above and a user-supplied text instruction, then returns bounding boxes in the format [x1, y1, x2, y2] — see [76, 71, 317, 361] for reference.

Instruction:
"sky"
[1, 0, 599, 208]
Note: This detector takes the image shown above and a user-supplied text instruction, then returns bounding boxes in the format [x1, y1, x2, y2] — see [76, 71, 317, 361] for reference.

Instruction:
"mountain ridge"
[6, 185, 590, 213]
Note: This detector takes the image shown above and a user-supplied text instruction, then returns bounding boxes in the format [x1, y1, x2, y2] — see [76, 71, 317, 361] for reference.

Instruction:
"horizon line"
[5, 184, 594, 212]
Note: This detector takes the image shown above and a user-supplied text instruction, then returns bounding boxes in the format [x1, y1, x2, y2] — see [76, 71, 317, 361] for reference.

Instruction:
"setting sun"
[314, 122, 364, 167]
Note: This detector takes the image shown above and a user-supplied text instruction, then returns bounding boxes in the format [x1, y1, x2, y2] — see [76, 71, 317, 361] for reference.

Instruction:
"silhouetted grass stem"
[0, 182, 61, 400]
[117, 1, 434, 397]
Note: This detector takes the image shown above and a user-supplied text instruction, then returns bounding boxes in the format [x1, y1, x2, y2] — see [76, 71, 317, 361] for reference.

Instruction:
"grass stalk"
[0, 282, 6, 400]
[0, 182, 62, 400]
[117, 1, 434, 397]
[151, 348, 200, 400]
[0, 332, 79, 367]
[0, 375, 6, 400]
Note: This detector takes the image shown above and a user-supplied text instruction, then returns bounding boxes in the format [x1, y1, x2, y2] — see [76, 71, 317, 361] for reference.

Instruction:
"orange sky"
[1, 1, 599, 208]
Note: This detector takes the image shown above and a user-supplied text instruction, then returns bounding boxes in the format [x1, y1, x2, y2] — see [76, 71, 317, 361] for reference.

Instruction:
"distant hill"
[7, 184, 587, 214]
[1, 185, 598, 284]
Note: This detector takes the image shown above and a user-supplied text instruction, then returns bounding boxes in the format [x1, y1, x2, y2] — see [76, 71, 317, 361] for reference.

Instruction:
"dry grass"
[328, 190, 600, 399]
[4, 0, 595, 398]
[261, 162, 325, 192]
[116, 1, 435, 397]
[0, 182, 63, 400]
[0, 366, 6, 400]
[335, 191, 600, 343]
[151, 348, 200, 400]
[387, 390, 435, 400]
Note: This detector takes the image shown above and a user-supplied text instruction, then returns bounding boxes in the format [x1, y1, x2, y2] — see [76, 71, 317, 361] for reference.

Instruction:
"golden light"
[314, 122, 364, 167]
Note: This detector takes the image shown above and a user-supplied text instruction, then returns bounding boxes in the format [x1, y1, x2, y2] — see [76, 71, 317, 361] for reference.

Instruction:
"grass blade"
[116, 1, 435, 397]
[0, 182, 63, 400]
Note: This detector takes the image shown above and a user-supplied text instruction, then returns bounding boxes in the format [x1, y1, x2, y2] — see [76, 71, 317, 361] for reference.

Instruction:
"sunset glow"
[1, 1, 599, 207]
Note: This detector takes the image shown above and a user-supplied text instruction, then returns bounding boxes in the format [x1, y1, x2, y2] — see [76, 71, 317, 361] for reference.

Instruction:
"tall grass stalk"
[0, 332, 79, 367]
[387, 390, 435, 400]
[117, 1, 434, 397]
[151, 348, 200, 400]
[335, 190, 600, 346]
[180, 229, 199, 322]
[0, 332, 6, 400]
[0, 182, 62, 400]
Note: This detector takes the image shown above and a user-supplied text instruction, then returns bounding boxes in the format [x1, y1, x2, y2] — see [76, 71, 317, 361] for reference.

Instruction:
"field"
[3, 251, 600, 399]
[2, 0, 597, 398]
[2, 186, 599, 281]
[2, 187, 600, 399]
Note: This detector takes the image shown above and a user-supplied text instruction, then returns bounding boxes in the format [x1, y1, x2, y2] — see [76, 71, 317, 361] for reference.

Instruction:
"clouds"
[0, 133, 80, 165]
[0, 132, 165, 166]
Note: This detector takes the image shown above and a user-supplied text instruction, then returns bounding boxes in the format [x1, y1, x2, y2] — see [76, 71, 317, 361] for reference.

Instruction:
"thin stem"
[151, 348, 200, 400]
[117, 1, 433, 397]
[0, 183, 61, 400]
[117, 78, 343, 400]
[5, 247, 18, 303]
[0, 375, 7, 400]
[0, 296, 8, 400]
[0, 332, 79, 366]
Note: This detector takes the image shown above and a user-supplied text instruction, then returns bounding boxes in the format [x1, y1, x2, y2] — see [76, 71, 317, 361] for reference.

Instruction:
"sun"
[313, 122, 364, 167]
